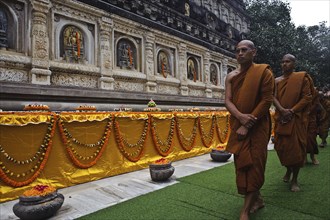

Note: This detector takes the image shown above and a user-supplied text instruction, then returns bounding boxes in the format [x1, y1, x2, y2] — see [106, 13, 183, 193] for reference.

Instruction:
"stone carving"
[62, 26, 85, 63]
[51, 72, 98, 88]
[0, 68, 28, 82]
[210, 64, 218, 86]
[117, 39, 136, 69]
[187, 57, 198, 82]
[114, 80, 144, 92]
[158, 84, 179, 95]
[157, 51, 170, 78]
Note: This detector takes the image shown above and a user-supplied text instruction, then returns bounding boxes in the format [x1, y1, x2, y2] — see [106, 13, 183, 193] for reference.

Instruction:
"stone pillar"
[30, 0, 51, 85]
[204, 51, 212, 98]
[98, 17, 114, 90]
[178, 43, 188, 96]
[144, 32, 157, 93]
[221, 58, 228, 87]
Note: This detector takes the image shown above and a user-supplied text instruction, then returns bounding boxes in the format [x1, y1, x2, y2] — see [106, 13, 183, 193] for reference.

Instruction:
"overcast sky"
[287, 0, 330, 27]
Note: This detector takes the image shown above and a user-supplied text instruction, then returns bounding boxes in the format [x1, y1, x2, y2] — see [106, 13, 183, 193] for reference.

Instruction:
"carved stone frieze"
[114, 80, 145, 92]
[0, 68, 28, 83]
[189, 88, 204, 97]
[158, 84, 179, 95]
[51, 72, 98, 88]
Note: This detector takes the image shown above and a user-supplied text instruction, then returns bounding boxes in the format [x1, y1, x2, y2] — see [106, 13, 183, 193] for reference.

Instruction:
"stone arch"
[0, 2, 18, 51]
[115, 37, 139, 71]
[55, 21, 94, 64]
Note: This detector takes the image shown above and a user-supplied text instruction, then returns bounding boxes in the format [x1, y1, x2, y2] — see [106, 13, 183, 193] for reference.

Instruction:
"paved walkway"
[1, 143, 274, 220]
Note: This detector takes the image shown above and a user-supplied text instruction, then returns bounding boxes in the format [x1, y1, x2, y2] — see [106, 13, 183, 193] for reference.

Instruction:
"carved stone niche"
[186, 55, 201, 83]
[0, 0, 26, 52]
[114, 32, 141, 72]
[156, 46, 175, 79]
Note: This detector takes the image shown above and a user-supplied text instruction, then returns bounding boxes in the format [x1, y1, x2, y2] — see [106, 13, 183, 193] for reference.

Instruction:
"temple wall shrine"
[0, 0, 249, 111]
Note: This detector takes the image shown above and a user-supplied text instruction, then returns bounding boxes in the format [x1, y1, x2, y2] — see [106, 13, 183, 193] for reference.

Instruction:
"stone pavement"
[0, 142, 274, 220]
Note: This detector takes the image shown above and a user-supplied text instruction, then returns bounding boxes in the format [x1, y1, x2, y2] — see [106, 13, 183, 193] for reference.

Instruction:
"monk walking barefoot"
[225, 40, 274, 220]
[273, 54, 313, 192]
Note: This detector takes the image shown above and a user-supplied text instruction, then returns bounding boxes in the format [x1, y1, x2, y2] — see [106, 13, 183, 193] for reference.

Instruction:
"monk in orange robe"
[225, 40, 274, 220]
[318, 92, 330, 147]
[306, 85, 320, 165]
[273, 54, 312, 192]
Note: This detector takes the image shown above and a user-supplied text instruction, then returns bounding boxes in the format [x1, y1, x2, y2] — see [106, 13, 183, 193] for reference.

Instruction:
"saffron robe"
[306, 79, 319, 154]
[274, 72, 312, 167]
[227, 63, 274, 195]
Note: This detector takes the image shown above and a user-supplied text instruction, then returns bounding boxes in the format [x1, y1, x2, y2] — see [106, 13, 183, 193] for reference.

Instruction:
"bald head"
[283, 54, 296, 63]
[237, 40, 255, 49]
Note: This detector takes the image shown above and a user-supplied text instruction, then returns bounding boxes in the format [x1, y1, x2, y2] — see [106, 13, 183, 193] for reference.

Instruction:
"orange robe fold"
[274, 72, 313, 167]
[227, 63, 274, 195]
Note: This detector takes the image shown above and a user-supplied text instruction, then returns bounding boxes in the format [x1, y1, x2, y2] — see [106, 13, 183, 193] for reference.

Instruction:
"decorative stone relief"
[158, 84, 179, 95]
[0, 68, 28, 82]
[145, 33, 155, 77]
[157, 50, 171, 78]
[210, 63, 218, 86]
[99, 17, 113, 74]
[31, 0, 51, 85]
[51, 72, 98, 88]
[189, 88, 204, 97]
[62, 26, 85, 63]
[114, 80, 144, 92]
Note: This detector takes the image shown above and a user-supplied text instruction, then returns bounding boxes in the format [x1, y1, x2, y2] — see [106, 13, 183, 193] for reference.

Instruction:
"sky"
[287, 0, 330, 27]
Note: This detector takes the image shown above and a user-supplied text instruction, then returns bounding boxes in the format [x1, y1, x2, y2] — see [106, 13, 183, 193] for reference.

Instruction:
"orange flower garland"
[150, 115, 175, 157]
[23, 185, 56, 197]
[153, 158, 170, 165]
[0, 113, 56, 187]
[215, 114, 230, 143]
[175, 115, 198, 152]
[198, 115, 216, 148]
[58, 117, 112, 169]
[113, 115, 149, 162]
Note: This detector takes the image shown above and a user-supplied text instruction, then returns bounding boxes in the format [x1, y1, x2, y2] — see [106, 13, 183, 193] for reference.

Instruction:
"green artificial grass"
[79, 137, 330, 220]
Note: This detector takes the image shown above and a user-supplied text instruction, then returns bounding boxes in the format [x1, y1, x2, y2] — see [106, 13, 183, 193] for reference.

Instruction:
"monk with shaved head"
[273, 54, 313, 192]
[225, 40, 274, 220]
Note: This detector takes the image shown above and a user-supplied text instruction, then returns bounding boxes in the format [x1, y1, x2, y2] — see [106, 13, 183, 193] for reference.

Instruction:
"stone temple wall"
[0, 0, 248, 111]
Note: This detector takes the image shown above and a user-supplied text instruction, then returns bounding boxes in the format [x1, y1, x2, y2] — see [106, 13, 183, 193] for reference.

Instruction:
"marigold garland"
[150, 115, 175, 157]
[175, 115, 198, 151]
[0, 113, 56, 187]
[58, 117, 112, 169]
[23, 184, 56, 197]
[113, 115, 149, 162]
[215, 114, 230, 143]
[198, 115, 216, 148]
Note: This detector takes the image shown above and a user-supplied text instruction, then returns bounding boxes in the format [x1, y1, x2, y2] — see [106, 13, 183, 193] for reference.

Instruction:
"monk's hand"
[238, 114, 257, 129]
[236, 126, 248, 141]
